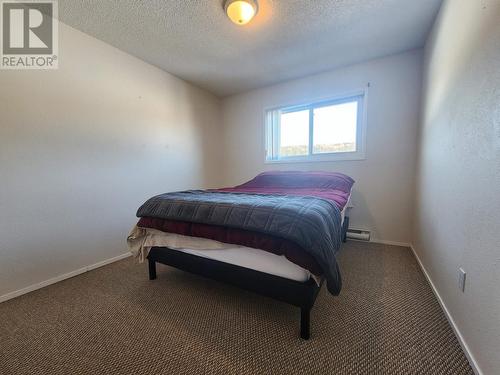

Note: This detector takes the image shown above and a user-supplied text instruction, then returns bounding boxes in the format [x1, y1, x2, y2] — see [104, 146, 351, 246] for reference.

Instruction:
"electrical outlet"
[458, 268, 466, 292]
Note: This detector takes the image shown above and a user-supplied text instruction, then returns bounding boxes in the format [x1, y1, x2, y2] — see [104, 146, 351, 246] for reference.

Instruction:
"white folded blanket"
[127, 225, 240, 262]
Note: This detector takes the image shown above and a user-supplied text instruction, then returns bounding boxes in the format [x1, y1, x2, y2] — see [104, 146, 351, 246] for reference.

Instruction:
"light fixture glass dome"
[224, 0, 258, 25]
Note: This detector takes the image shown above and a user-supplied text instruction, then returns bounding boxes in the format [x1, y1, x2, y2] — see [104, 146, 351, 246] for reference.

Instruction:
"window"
[265, 93, 366, 162]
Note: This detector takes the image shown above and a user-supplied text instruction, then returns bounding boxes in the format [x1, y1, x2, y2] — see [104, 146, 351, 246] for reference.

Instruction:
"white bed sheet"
[178, 199, 349, 282]
[129, 193, 350, 283]
[175, 245, 312, 282]
[340, 197, 348, 225]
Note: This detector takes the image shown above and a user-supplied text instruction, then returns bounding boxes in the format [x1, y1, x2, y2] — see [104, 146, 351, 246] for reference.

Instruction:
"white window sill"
[264, 152, 366, 164]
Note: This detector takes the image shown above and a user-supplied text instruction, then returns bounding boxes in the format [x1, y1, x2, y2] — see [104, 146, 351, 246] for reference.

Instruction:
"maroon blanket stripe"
[215, 170, 354, 211]
[137, 217, 323, 276]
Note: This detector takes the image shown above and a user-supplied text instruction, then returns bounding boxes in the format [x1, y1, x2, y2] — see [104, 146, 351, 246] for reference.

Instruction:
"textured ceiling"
[58, 0, 442, 97]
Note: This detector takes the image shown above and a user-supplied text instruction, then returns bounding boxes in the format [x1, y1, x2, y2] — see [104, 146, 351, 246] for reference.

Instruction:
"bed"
[128, 171, 354, 339]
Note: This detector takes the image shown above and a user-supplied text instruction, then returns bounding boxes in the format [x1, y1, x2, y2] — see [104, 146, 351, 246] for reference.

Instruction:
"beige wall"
[0, 23, 222, 297]
[221, 50, 423, 244]
[414, 0, 500, 373]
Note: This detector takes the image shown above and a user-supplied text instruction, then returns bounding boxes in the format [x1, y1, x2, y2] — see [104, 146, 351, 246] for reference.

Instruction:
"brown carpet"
[0, 242, 473, 374]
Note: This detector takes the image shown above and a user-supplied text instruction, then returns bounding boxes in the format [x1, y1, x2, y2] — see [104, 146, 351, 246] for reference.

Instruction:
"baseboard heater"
[346, 228, 371, 241]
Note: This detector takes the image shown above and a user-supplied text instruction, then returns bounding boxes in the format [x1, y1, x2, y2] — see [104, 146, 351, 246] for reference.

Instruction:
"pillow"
[235, 171, 354, 193]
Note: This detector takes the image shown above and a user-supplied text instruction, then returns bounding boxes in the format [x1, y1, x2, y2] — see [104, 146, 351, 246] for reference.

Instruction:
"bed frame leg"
[342, 216, 349, 243]
[300, 307, 311, 340]
[148, 258, 157, 280]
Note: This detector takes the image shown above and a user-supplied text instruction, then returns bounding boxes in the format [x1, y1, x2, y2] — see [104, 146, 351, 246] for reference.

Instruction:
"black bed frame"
[147, 216, 349, 340]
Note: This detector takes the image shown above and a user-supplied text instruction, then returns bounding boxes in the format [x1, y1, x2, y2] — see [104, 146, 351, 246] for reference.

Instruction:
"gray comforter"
[137, 190, 343, 295]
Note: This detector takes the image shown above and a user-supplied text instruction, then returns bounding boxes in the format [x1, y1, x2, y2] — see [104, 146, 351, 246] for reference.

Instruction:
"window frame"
[264, 89, 368, 163]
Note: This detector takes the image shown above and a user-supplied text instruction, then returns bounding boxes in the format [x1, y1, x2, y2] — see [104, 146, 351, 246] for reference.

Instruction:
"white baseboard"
[370, 238, 412, 248]
[0, 253, 132, 304]
[409, 245, 482, 375]
[348, 237, 412, 248]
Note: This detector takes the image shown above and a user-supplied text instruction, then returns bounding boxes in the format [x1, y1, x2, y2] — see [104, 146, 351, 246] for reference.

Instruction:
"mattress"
[340, 193, 350, 225]
[129, 191, 351, 283]
[174, 245, 312, 282]
[158, 199, 349, 283]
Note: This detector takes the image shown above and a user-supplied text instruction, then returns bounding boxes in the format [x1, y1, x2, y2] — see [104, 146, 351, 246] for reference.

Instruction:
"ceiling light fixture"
[224, 0, 258, 26]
